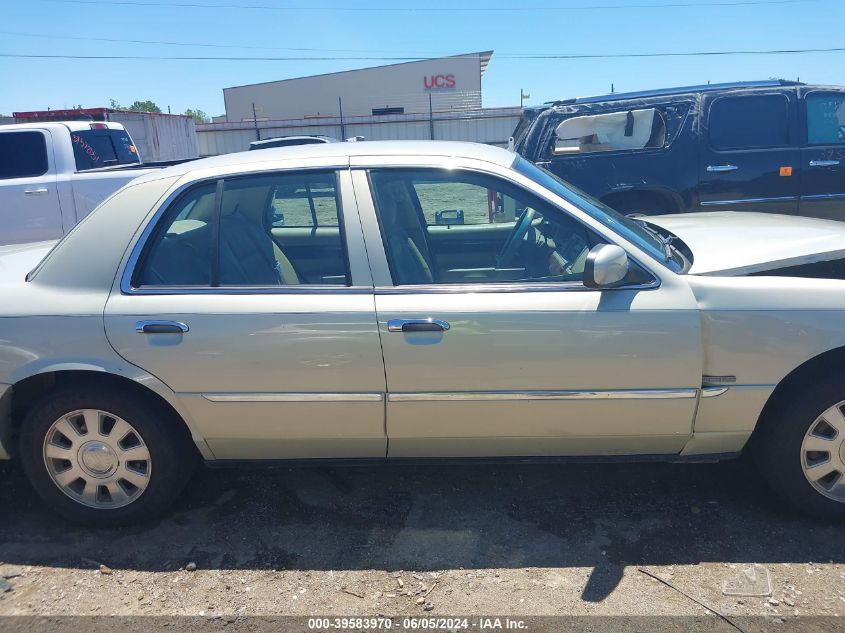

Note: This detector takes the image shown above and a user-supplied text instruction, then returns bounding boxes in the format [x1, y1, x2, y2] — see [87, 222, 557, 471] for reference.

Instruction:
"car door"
[104, 167, 387, 460]
[0, 129, 63, 245]
[350, 158, 703, 458]
[799, 89, 845, 220]
[698, 91, 800, 214]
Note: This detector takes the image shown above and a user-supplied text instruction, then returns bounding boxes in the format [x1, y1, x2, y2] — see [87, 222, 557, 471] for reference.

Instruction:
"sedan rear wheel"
[43, 409, 152, 509]
[19, 383, 197, 526]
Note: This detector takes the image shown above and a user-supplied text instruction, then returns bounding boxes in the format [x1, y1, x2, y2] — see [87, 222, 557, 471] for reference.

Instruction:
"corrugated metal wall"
[196, 107, 522, 156]
[110, 112, 199, 162]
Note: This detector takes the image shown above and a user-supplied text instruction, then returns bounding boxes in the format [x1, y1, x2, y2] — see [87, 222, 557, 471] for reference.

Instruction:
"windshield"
[514, 157, 680, 271]
[71, 129, 141, 171]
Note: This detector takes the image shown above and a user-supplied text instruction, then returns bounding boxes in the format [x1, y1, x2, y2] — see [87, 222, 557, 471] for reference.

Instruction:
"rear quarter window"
[542, 100, 692, 160]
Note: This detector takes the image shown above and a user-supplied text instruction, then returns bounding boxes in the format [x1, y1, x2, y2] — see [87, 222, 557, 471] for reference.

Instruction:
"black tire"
[18, 383, 198, 526]
[752, 375, 845, 521]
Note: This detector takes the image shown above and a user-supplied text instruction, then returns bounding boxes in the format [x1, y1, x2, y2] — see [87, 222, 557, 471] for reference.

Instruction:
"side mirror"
[584, 244, 629, 289]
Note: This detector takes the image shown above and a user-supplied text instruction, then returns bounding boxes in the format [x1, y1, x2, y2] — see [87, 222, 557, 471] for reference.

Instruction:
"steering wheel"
[496, 208, 535, 267]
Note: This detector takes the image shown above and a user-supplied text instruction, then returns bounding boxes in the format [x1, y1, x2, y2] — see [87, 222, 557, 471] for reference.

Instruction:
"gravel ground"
[0, 457, 843, 621]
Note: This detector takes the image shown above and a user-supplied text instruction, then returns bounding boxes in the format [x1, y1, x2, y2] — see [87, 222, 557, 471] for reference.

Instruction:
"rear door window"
[0, 131, 49, 179]
[71, 129, 141, 171]
[270, 175, 339, 228]
[709, 94, 789, 150]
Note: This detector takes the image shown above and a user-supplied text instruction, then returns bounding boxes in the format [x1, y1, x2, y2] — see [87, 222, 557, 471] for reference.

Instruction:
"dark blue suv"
[513, 80, 845, 219]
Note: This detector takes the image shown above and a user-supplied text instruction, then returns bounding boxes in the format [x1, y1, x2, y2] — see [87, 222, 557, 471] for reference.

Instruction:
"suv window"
[806, 93, 845, 145]
[134, 171, 349, 287]
[370, 168, 618, 286]
[0, 131, 48, 179]
[553, 108, 667, 155]
[71, 129, 141, 171]
[709, 94, 789, 150]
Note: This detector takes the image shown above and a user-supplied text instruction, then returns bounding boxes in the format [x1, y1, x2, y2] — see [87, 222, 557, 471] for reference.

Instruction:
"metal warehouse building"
[222, 51, 493, 122]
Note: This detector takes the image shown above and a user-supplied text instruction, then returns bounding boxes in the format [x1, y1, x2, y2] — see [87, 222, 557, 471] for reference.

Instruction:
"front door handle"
[135, 320, 189, 334]
[387, 318, 450, 333]
[809, 160, 840, 168]
[706, 164, 739, 173]
[24, 188, 49, 195]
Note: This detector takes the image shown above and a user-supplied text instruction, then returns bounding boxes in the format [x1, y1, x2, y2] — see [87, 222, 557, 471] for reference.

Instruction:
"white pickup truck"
[0, 121, 164, 245]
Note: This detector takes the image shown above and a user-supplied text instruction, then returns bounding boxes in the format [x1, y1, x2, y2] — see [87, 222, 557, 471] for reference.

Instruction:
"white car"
[0, 122, 160, 246]
[2, 141, 845, 525]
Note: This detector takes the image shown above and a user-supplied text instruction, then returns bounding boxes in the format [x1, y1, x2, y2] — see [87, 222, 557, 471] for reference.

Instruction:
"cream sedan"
[3, 141, 845, 525]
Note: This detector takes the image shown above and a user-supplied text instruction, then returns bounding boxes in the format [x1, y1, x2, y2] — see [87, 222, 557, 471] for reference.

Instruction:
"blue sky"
[1, 0, 843, 117]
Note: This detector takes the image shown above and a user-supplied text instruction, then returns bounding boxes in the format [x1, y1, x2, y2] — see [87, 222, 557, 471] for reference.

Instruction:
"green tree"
[128, 100, 162, 113]
[108, 99, 161, 113]
[184, 108, 210, 124]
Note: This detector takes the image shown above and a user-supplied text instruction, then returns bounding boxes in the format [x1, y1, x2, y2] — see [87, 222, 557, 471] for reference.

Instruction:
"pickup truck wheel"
[18, 384, 197, 526]
[754, 377, 845, 520]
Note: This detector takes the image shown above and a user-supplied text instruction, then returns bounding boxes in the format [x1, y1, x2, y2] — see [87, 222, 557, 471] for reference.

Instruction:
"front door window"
[369, 169, 604, 286]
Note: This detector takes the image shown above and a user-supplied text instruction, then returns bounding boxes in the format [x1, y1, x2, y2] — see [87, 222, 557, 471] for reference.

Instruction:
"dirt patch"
[0, 458, 843, 617]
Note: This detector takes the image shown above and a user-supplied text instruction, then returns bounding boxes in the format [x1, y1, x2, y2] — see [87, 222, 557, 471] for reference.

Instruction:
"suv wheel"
[754, 376, 845, 520]
[19, 384, 197, 526]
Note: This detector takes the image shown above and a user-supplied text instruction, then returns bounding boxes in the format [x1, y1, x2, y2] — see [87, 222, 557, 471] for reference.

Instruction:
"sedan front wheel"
[754, 376, 845, 521]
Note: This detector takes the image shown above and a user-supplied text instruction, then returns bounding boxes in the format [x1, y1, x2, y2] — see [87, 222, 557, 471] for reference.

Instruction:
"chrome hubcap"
[801, 401, 845, 502]
[43, 409, 152, 509]
[79, 441, 118, 477]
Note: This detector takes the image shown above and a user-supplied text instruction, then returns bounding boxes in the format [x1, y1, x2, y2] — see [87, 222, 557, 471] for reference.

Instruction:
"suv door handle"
[135, 320, 189, 334]
[24, 188, 49, 195]
[809, 160, 840, 168]
[706, 164, 739, 173]
[387, 318, 450, 333]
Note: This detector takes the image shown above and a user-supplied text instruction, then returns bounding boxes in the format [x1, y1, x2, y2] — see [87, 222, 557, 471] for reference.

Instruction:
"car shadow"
[0, 458, 843, 603]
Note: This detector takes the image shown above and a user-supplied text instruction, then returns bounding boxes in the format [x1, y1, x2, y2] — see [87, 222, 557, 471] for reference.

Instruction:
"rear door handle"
[706, 164, 739, 173]
[135, 320, 189, 334]
[24, 188, 49, 195]
[809, 160, 840, 168]
[387, 318, 450, 333]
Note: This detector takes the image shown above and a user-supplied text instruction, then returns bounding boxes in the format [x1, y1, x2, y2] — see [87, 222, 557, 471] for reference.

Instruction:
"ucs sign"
[424, 74, 456, 90]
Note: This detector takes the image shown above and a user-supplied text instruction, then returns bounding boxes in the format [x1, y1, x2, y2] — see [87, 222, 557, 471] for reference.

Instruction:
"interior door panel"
[271, 227, 346, 283]
[426, 223, 514, 273]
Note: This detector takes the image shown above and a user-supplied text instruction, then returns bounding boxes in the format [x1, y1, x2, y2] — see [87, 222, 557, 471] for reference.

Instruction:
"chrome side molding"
[202, 388, 731, 404]
[203, 393, 384, 403]
[388, 389, 699, 402]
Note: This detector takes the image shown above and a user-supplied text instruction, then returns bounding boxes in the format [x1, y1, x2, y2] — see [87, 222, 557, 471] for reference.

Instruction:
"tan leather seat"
[218, 186, 298, 285]
[378, 180, 434, 284]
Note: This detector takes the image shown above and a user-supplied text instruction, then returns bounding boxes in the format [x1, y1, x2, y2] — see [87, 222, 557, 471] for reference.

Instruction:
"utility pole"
[520, 89, 531, 108]
[338, 96, 346, 140]
[252, 102, 261, 141]
[429, 93, 434, 140]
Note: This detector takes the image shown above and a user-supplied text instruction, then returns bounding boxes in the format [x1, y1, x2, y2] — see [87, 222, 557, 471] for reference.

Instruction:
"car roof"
[250, 135, 336, 146]
[140, 140, 518, 182]
[533, 79, 807, 110]
[0, 121, 127, 132]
